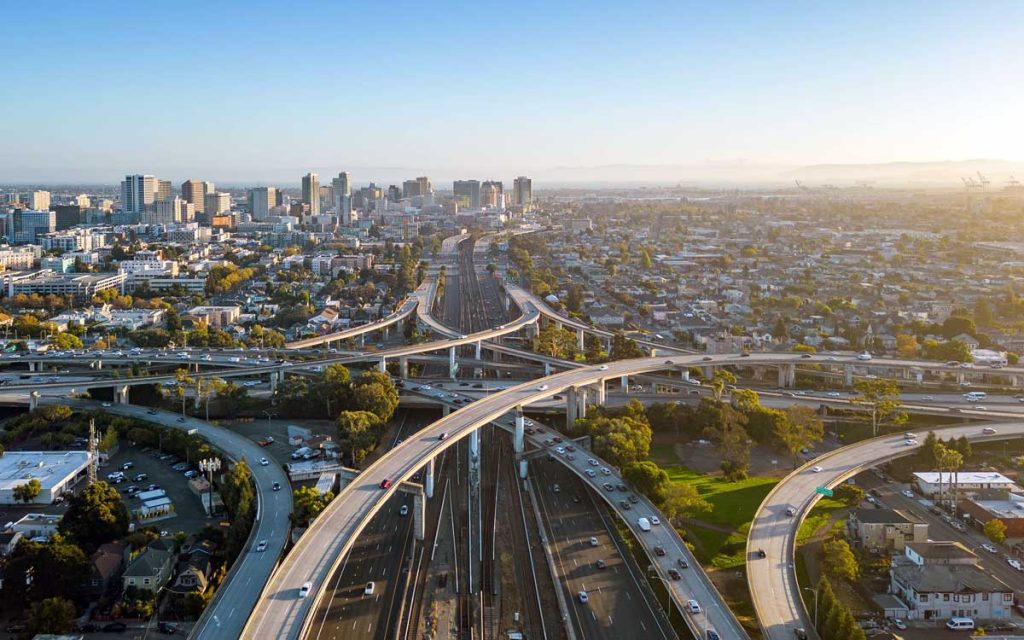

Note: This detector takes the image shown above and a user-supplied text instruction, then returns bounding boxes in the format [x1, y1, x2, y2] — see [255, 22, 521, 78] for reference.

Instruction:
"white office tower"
[249, 186, 277, 221]
[331, 172, 352, 225]
[121, 174, 157, 218]
[28, 190, 51, 211]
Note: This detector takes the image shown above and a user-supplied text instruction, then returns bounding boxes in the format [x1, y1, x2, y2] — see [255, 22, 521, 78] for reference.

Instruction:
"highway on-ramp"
[747, 420, 1024, 640]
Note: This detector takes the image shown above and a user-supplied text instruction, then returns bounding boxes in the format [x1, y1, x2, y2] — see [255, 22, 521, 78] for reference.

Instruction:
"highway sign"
[815, 486, 833, 497]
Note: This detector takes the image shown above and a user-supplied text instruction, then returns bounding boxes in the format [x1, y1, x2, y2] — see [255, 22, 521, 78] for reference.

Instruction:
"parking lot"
[104, 444, 213, 536]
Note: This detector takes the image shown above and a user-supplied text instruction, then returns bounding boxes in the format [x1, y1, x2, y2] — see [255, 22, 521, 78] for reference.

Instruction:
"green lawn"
[664, 466, 779, 531]
[796, 496, 847, 545]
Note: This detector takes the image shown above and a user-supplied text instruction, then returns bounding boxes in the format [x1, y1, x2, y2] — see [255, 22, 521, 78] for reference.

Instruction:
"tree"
[822, 538, 859, 581]
[28, 597, 75, 635]
[777, 405, 825, 462]
[59, 482, 130, 551]
[622, 461, 671, 505]
[730, 388, 761, 413]
[709, 369, 736, 402]
[52, 332, 83, 350]
[609, 334, 645, 361]
[896, 333, 920, 358]
[815, 576, 837, 636]
[574, 415, 651, 468]
[337, 410, 383, 464]
[350, 380, 398, 423]
[98, 427, 118, 453]
[852, 378, 907, 437]
[535, 324, 578, 359]
[12, 478, 41, 503]
[661, 482, 710, 524]
[701, 403, 751, 480]
[4, 537, 88, 603]
[220, 459, 256, 558]
[984, 518, 1007, 544]
[315, 364, 351, 418]
[833, 483, 865, 507]
[291, 486, 335, 527]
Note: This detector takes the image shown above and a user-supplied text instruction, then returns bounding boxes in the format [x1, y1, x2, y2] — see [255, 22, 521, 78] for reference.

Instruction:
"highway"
[40, 398, 293, 640]
[746, 420, 1024, 640]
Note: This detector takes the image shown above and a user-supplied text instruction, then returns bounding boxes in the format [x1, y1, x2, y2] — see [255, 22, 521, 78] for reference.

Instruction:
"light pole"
[803, 586, 820, 630]
[262, 411, 275, 438]
[198, 457, 221, 517]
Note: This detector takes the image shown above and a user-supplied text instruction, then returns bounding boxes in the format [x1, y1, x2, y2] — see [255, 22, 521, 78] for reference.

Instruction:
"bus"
[963, 391, 987, 402]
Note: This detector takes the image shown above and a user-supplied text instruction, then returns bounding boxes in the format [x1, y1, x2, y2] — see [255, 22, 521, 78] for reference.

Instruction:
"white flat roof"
[914, 471, 1014, 485]
[0, 451, 90, 492]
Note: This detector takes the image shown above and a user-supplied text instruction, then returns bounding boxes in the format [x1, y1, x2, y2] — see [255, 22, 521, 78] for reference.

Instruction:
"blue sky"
[2, 1, 1023, 183]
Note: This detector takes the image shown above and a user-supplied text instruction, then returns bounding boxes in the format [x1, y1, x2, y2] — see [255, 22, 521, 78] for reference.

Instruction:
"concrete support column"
[359, 334, 365, 348]
[519, 459, 528, 479]
[576, 328, 585, 353]
[844, 365, 854, 387]
[442, 404, 450, 417]
[544, 362, 552, 376]
[566, 386, 578, 428]
[787, 363, 797, 388]
[594, 380, 606, 406]
[554, 320, 562, 332]
[94, 360, 103, 370]
[649, 347, 658, 357]
[469, 428, 479, 459]
[425, 457, 435, 499]
[1012, 375, 1019, 388]
[915, 370, 924, 384]
[270, 371, 279, 394]
[28, 361, 36, 372]
[413, 492, 426, 541]
[474, 341, 482, 361]
[383, 325, 389, 340]
[577, 387, 588, 420]
[378, 356, 387, 373]
[116, 385, 130, 405]
[29, 392, 39, 411]
[399, 356, 409, 379]
[779, 364, 796, 388]
[620, 375, 629, 393]
[703, 365, 714, 379]
[681, 368, 690, 381]
[448, 347, 457, 379]
[514, 411, 525, 454]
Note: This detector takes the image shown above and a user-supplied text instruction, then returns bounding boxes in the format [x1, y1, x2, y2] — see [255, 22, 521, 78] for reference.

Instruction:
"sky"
[2, 0, 1024, 185]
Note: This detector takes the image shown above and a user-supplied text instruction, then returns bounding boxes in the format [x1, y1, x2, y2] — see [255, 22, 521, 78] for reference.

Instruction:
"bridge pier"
[514, 411, 525, 454]
[576, 328, 584, 353]
[778, 363, 796, 388]
[28, 361, 37, 372]
[594, 380, 606, 405]
[844, 365, 854, 387]
[270, 371, 279, 394]
[915, 370, 924, 385]
[448, 347, 457, 379]
[469, 428, 479, 460]
[413, 492, 426, 541]
[29, 391, 39, 411]
[519, 459, 528, 479]
[702, 365, 714, 379]
[620, 375, 629, 394]
[378, 356, 387, 373]
[399, 356, 409, 379]
[116, 385, 130, 405]
[93, 360, 102, 370]
[544, 362, 552, 376]
[566, 386, 578, 427]
[424, 457, 435, 498]
[442, 404, 450, 416]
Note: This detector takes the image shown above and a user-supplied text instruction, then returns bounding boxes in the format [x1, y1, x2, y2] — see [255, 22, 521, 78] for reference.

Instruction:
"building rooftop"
[913, 471, 1015, 485]
[892, 562, 1010, 594]
[852, 508, 919, 524]
[905, 541, 977, 561]
[0, 451, 90, 493]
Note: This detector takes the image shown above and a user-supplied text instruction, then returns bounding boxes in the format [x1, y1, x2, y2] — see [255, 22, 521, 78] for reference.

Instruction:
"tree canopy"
[59, 482, 130, 551]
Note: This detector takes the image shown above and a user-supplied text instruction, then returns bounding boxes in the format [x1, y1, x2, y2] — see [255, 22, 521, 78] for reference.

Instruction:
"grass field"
[796, 496, 846, 545]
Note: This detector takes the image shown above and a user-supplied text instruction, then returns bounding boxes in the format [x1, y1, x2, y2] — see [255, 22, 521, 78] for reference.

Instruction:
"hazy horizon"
[3, 1, 1023, 184]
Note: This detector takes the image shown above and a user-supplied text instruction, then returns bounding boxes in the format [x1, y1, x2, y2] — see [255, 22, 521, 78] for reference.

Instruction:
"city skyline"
[2, 1, 1023, 183]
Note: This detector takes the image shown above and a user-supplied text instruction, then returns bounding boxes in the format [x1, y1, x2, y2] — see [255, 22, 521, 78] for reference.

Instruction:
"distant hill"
[788, 159, 1024, 187]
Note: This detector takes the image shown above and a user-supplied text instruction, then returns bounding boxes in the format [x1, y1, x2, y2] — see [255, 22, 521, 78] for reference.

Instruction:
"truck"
[637, 517, 651, 532]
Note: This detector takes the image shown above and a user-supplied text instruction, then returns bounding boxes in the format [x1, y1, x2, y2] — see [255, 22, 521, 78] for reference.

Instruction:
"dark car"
[272, 482, 281, 491]
[654, 546, 666, 556]
[595, 559, 607, 570]
[756, 548, 767, 558]
[668, 568, 681, 580]
[158, 622, 178, 634]
[677, 558, 689, 569]
[794, 629, 808, 640]
[103, 622, 128, 633]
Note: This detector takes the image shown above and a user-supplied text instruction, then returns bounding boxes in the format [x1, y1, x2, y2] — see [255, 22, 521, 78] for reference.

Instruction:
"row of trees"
[812, 576, 868, 640]
[277, 365, 399, 423]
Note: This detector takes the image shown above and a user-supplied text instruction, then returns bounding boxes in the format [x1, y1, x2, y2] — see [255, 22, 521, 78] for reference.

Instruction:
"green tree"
[52, 332, 83, 350]
[730, 388, 761, 413]
[337, 410, 383, 464]
[701, 403, 751, 480]
[709, 369, 736, 401]
[28, 597, 75, 635]
[822, 538, 859, 581]
[98, 427, 118, 453]
[220, 459, 256, 558]
[291, 486, 335, 527]
[350, 371, 399, 423]
[4, 536, 88, 602]
[574, 415, 651, 468]
[12, 478, 41, 503]
[315, 363, 352, 417]
[535, 324, 578, 359]
[609, 334, 645, 361]
[777, 405, 825, 462]
[622, 461, 671, 505]
[852, 378, 907, 437]
[984, 518, 1007, 544]
[59, 482, 130, 551]
[833, 483, 865, 507]
[661, 482, 710, 524]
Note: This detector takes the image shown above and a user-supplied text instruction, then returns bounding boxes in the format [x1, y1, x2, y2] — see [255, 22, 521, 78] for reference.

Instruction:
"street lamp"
[262, 410, 275, 437]
[198, 457, 221, 517]
[803, 586, 820, 630]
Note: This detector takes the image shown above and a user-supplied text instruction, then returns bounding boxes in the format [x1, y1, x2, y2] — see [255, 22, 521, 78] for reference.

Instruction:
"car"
[801, 353, 812, 359]
[811, 465, 823, 473]
[650, 516, 661, 526]
[922, 395, 934, 401]
[902, 489, 914, 498]
[983, 427, 998, 434]
[600, 467, 611, 476]
[589, 536, 599, 547]
[706, 631, 721, 640]
[272, 482, 281, 491]
[177, 417, 185, 423]
[400, 504, 409, 516]
[595, 559, 607, 570]
[299, 582, 312, 597]
[146, 484, 159, 491]
[537, 384, 548, 391]
[102, 402, 113, 408]
[598, 364, 608, 370]
[380, 479, 393, 489]
[628, 494, 639, 504]
[364, 581, 375, 595]
[588, 458, 599, 466]
[794, 629, 809, 640]
[904, 439, 918, 446]
[677, 557, 689, 569]
[826, 392, 840, 398]
[616, 483, 627, 491]
[602, 483, 615, 491]
[668, 568, 681, 580]
[785, 506, 796, 517]
[157, 622, 178, 634]
[147, 408, 158, 414]
[571, 495, 580, 503]
[259, 457, 269, 466]
[439, 432, 449, 440]
[654, 545, 666, 556]
[983, 543, 998, 553]
[702, 356, 712, 362]
[184, 470, 199, 479]
[578, 591, 589, 604]
[619, 500, 631, 510]
[102, 622, 128, 632]
[857, 352, 872, 361]
[121, 461, 134, 470]
[555, 446, 565, 454]
[134, 473, 148, 482]
[255, 540, 268, 552]
[740, 352, 751, 357]
[566, 445, 576, 452]
[585, 469, 596, 477]
[686, 599, 701, 614]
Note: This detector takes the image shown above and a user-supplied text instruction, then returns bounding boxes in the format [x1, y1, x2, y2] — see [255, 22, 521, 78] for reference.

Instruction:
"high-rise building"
[249, 187, 278, 221]
[156, 180, 172, 202]
[181, 179, 215, 215]
[417, 176, 432, 197]
[402, 179, 419, 199]
[121, 175, 157, 218]
[301, 173, 320, 216]
[204, 192, 231, 217]
[150, 197, 193, 224]
[74, 194, 91, 208]
[13, 209, 56, 243]
[481, 183, 500, 208]
[28, 190, 51, 211]
[331, 172, 352, 224]
[513, 176, 533, 207]
[387, 185, 402, 203]
[453, 180, 481, 209]
[52, 205, 84, 230]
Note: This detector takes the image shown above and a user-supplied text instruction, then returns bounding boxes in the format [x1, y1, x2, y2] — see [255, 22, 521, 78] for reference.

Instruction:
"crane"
[1008, 175, 1021, 187]
[977, 171, 990, 189]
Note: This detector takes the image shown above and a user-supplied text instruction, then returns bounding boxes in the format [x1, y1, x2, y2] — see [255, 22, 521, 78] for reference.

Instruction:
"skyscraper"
[513, 176, 533, 207]
[204, 192, 231, 217]
[331, 172, 352, 225]
[13, 209, 55, 243]
[302, 173, 320, 216]
[28, 190, 51, 211]
[181, 179, 215, 215]
[152, 197, 191, 224]
[453, 180, 481, 209]
[156, 180, 172, 202]
[249, 186, 278, 221]
[121, 175, 157, 218]
[481, 183, 499, 208]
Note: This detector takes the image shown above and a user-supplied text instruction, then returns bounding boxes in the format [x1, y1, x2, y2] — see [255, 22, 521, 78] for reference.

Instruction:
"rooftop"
[905, 541, 977, 561]
[892, 563, 1010, 594]
[852, 508, 920, 524]
[0, 451, 90, 493]
[913, 471, 1015, 485]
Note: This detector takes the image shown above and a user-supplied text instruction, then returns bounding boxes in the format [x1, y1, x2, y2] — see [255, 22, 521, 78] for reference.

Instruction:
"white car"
[686, 599, 701, 614]
[982, 543, 998, 553]
[555, 447, 565, 454]
[826, 392, 840, 398]
[922, 395, 934, 401]
[585, 469, 596, 478]
[578, 591, 589, 604]
[399, 504, 409, 516]
[255, 540, 268, 552]
[811, 466, 823, 473]
[598, 365, 609, 370]
[904, 439, 918, 446]
[650, 516, 661, 526]
[857, 352, 872, 361]
[901, 489, 914, 499]
[600, 468, 611, 476]
[588, 458, 599, 466]
[259, 457, 269, 466]
[983, 427, 998, 434]
[537, 384, 548, 391]
[299, 582, 312, 598]
[589, 536, 599, 546]
[364, 581, 375, 596]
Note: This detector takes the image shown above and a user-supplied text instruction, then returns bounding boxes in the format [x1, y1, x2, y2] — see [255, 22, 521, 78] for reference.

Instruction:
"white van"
[945, 617, 974, 631]
[637, 517, 652, 532]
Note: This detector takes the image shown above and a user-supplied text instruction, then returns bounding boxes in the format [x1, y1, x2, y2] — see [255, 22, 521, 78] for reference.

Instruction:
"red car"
[380, 479, 393, 489]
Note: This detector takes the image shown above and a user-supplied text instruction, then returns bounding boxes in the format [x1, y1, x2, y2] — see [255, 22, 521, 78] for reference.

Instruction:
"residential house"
[847, 508, 928, 552]
[89, 541, 128, 596]
[122, 545, 174, 593]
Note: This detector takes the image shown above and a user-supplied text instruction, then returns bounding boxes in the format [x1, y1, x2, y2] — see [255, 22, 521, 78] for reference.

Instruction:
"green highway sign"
[815, 486, 833, 497]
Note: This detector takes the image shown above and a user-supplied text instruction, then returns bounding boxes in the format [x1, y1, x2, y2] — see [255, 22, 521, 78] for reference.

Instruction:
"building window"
[983, 593, 989, 601]
[144, 578, 150, 585]
[919, 595, 927, 603]
[943, 594, 950, 601]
